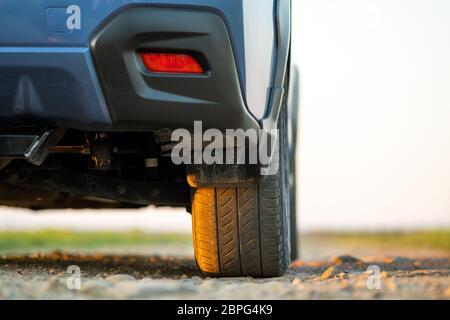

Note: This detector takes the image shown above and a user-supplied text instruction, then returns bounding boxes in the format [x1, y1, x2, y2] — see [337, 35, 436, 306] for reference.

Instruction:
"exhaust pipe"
[0, 128, 65, 166]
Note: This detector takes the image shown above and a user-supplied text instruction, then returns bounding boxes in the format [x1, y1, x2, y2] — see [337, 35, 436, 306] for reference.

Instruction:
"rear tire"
[191, 104, 293, 278]
[192, 180, 288, 277]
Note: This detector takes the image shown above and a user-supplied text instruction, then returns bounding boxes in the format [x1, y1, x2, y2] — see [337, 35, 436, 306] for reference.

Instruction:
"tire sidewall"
[277, 100, 292, 268]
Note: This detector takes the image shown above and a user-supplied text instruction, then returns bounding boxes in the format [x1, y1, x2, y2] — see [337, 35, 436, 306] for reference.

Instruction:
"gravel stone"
[105, 274, 136, 283]
[383, 257, 413, 264]
[333, 255, 364, 265]
[0, 247, 448, 299]
[321, 266, 338, 280]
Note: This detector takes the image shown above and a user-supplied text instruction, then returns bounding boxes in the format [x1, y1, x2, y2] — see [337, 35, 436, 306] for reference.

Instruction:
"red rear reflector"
[141, 53, 204, 74]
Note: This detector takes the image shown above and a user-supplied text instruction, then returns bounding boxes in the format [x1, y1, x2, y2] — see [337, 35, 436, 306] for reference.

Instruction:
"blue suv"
[0, 0, 298, 277]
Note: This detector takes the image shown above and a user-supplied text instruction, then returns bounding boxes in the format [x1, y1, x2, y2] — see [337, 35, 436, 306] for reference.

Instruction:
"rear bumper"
[0, 6, 259, 132]
[0, 47, 112, 130]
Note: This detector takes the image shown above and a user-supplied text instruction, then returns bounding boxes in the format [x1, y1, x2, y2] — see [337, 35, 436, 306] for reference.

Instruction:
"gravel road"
[0, 237, 449, 299]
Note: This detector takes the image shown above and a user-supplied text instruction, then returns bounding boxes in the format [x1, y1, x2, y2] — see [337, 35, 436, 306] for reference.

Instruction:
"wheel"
[190, 103, 294, 278]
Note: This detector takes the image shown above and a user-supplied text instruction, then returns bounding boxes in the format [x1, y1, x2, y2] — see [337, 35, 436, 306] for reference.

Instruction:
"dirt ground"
[0, 235, 449, 299]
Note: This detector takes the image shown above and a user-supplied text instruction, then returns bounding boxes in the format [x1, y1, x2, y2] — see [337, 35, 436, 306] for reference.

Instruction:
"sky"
[292, 0, 450, 230]
[0, 0, 449, 232]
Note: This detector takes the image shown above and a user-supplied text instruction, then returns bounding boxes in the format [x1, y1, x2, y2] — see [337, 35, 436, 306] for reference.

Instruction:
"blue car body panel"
[0, 0, 246, 77]
[0, 47, 111, 128]
[0, 0, 279, 131]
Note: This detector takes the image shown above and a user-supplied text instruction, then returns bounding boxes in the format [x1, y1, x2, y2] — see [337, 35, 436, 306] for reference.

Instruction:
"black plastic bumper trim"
[91, 7, 259, 132]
